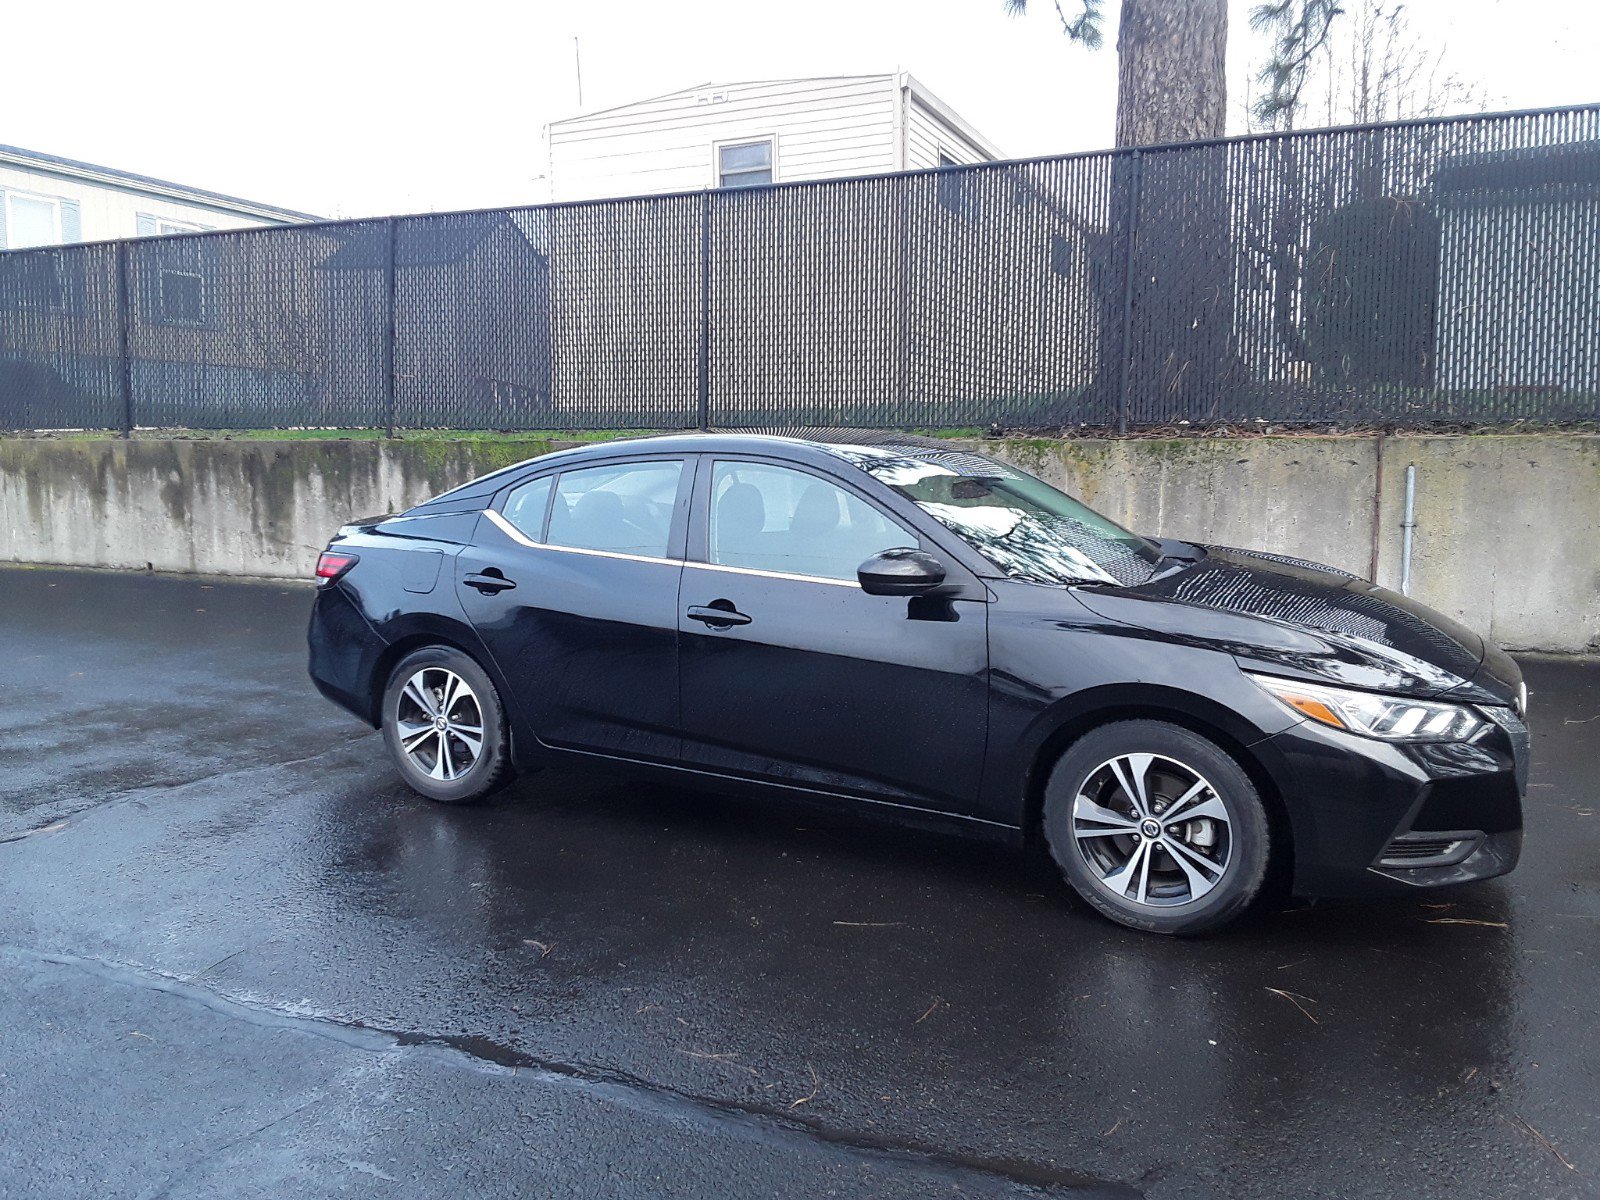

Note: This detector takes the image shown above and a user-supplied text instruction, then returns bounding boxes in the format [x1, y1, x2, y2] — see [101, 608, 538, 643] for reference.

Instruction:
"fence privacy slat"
[1, 105, 1597, 433]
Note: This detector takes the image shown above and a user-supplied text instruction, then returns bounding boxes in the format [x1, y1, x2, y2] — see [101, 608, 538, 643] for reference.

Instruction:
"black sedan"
[308, 432, 1527, 934]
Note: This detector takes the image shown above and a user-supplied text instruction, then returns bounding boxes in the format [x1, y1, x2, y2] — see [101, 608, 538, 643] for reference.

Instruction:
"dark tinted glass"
[501, 474, 553, 539]
[547, 461, 683, 557]
[710, 461, 911, 581]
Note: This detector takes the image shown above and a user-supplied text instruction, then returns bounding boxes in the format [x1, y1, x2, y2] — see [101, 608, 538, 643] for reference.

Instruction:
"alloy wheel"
[1071, 753, 1234, 907]
[395, 667, 484, 782]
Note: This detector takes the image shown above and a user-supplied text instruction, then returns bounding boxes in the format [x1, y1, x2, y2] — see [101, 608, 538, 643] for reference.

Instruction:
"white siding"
[904, 92, 992, 171]
[548, 76, 901, 201]
[0, 162, 290, 249]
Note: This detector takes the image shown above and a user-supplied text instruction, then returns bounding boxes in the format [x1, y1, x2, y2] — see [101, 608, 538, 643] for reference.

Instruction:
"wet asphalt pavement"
[1, 566, 1596, 1199]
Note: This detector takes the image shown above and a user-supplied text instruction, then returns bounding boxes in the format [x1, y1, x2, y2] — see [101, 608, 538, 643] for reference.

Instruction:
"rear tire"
[1042, 720, 1270, 935]
[381, 646, 515, 804]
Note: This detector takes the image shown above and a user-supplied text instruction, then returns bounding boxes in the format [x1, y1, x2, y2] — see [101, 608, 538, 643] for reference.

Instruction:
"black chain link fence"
[2, 104, 1597, 434]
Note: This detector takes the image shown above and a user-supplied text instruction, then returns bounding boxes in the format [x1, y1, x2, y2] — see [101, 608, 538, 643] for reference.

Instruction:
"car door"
[455, 455, 691, 764]
[676, 455, 989, 813]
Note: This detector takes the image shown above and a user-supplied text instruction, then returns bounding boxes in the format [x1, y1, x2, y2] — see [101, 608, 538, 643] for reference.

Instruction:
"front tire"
[1042, 720, 1271, 935]
[381, 646, 515, 804]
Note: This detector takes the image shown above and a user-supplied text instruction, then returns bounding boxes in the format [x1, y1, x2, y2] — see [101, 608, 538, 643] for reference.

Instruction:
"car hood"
[1072, 545, 1516, 705]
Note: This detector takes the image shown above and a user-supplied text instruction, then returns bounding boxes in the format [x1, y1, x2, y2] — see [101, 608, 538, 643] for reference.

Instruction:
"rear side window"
[709, 461, 912, 581]
[547, 460, 683, 557]
[501, 475, 554, 539]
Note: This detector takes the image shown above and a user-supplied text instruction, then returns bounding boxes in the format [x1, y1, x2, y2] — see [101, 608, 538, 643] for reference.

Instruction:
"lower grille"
[1377, 832, 1481, 868]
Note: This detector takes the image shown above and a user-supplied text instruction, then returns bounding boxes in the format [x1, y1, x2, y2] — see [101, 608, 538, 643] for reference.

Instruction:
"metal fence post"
[116, 242, 134, 437]
[383, 217, 399, 438]
[697, 191, 712, 432]
[1115, 148, 1143, 438]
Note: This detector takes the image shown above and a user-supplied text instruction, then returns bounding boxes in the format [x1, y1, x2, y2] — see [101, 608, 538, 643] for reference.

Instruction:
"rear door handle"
[686, 604, 751, 628]
[464, 571, 516, 595]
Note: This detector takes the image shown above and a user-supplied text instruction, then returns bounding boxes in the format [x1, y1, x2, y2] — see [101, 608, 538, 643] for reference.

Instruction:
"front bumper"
[1255, 706, 1527, 898]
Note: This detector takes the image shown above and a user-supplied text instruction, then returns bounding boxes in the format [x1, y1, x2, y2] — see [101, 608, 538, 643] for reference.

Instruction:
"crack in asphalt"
[8, 944, 1140, 1198]
[0, 732, 377, 844]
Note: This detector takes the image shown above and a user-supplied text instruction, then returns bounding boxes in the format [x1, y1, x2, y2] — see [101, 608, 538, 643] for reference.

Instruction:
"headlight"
[1248, 674, 1484, 742]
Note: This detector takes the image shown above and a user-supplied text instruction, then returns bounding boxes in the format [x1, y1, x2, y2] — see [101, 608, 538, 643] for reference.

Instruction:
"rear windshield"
[837, 446, 1160, 586]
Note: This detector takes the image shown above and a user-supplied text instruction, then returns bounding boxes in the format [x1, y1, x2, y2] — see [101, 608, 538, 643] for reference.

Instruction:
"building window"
[4, 191, 63, 249]
[136, 214, 212, 238]
[159, 269, 207, 324]
[717, 139, 774, 188]
[1049, 233, 1076, 279]
[138, 234, 220, 328]
[0, 252, 67, 310]
[936, 152, 970, 215]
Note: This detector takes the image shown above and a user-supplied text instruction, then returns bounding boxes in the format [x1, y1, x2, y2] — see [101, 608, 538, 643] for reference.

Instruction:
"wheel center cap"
[1140, 818, 1162, 839]
[434, 715, 449, 731]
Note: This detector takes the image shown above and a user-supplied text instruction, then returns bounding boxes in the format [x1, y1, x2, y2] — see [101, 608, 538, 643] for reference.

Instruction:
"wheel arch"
[369, 630, 483, 724]
[1017, 685, 1295, 888]
[366, 620, 537, 770]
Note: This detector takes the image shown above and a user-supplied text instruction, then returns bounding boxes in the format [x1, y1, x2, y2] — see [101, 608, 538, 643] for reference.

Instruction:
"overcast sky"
[6, 0, 1596, 219]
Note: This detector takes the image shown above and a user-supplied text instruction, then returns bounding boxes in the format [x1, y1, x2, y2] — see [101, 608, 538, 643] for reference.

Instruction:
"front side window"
[546, 460, 683, 557]
[717, 139, 774, 188]
[709, 461, 913, 581]
[5, 192, 62, 249]
[840, 447, 1161, 587]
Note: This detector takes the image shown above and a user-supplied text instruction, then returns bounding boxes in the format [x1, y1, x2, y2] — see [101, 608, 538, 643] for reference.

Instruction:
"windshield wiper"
[1146, 538, 1207, 580]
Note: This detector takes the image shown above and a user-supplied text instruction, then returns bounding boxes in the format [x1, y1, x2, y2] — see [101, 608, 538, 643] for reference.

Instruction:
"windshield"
[838, 446, 1161, 586]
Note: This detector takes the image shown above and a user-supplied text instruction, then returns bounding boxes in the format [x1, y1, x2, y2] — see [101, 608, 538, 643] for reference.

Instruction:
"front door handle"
[464, 570, 517, 595]
[686, 603, 751, 628]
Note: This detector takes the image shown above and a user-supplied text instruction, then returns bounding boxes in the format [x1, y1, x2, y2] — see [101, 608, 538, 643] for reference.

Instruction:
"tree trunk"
[1115, 0, 1228, 147]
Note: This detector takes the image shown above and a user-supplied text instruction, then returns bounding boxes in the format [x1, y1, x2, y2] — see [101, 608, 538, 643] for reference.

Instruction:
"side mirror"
[858, 547, 947, 596]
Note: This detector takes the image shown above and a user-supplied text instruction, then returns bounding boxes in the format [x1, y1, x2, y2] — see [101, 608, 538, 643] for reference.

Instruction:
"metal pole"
[1115, 149, 1143, 437]
[383, 218, 398, 438]
[1399, 463, 1417, 596]
[1367, 431, 1385, 582]
[697, 192, 711, 431]
[116, 242, 134, 438]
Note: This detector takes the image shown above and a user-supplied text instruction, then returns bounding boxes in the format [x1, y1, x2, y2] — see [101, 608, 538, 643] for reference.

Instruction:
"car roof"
[409, 429, 971, 511]
[570, 428, 954, 456]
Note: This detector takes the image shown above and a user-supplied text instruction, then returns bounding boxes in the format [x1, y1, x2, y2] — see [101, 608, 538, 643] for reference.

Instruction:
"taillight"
[315, 551, 359, 586]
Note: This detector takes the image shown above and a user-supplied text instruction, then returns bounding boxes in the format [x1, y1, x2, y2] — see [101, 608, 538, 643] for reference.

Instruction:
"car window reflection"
[546, 461, 683, 557]
[710, 461, 914, 581]
[839, 448, 1160, 586]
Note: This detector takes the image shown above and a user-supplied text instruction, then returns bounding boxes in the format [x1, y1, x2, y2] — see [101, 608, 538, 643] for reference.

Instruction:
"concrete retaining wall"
[2, 433, 1596, 653]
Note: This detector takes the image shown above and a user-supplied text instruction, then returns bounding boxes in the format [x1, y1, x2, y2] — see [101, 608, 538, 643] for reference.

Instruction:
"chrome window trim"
[703, 456, 910, 590]
[484, 509, 865, 588]
[481, 508, 681, 568]
[685, 560, 860, 589]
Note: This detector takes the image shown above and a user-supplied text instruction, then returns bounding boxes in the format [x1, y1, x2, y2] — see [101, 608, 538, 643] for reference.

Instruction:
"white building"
[546, 73, 1004, 202]
[0, 143, 318, 250]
